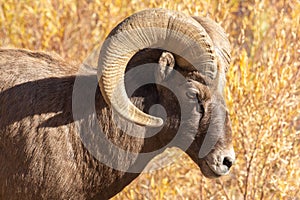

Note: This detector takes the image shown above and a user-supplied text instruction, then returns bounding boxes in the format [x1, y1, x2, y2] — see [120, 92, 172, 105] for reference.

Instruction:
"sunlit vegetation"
[1, 0, 299, 199]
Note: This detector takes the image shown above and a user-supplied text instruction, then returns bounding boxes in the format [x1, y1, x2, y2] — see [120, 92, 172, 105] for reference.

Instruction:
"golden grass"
[1, 0, 299, 199]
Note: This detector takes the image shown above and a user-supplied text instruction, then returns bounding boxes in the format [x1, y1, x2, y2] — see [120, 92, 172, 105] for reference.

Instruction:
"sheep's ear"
[155, 51, 175, 83]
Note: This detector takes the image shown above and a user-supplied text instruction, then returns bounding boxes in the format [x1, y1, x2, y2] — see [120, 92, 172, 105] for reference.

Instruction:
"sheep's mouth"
[204, 160, 222, 178]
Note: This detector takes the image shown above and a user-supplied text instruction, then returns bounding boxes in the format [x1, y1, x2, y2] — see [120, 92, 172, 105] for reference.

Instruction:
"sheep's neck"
[85, 86, 180, 199]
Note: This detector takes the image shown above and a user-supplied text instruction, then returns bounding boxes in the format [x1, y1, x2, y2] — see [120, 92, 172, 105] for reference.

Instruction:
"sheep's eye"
[186, 90, 198, 99]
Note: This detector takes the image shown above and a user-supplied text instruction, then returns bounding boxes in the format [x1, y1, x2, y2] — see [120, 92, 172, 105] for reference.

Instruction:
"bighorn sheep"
[0, 8, 235, 199]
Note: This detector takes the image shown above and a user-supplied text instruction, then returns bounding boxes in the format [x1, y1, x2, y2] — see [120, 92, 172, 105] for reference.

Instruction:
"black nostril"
[223, 157, 233, 169]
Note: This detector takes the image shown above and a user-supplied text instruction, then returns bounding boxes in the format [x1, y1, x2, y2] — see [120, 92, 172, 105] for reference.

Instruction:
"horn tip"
[155, 118, 164, 127]
[145, 117, 164, 128]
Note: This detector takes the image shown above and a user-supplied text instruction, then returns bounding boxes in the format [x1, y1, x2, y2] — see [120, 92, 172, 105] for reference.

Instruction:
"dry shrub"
[1, 0, 299, 199]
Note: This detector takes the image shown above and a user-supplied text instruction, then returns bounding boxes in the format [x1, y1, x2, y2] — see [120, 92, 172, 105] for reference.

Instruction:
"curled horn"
[98, 8, 217, 127]
[192, 16, 231, 73]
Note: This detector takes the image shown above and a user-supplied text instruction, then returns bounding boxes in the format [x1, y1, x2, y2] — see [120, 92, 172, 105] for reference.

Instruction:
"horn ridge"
[98, 8, 216, 127]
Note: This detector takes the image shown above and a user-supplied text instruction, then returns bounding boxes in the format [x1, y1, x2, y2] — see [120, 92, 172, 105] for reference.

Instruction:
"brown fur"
[0, 40, 232, 199]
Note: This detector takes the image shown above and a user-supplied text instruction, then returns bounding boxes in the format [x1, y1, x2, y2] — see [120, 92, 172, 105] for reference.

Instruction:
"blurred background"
[1, 0, 299, 199]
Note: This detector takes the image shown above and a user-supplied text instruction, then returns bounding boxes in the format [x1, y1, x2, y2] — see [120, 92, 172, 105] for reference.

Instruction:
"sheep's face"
[154, 57, 235, 178]
[184, 80, 235, 178]
[96, 8, 234, 177]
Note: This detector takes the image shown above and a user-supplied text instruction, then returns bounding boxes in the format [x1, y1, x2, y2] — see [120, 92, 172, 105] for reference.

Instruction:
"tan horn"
[192, 16, 231, 73]
[98, 8, 217, 127]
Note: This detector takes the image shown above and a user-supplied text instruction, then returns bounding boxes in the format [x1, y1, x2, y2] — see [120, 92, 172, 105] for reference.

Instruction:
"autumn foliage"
[1, 0, 299, 199]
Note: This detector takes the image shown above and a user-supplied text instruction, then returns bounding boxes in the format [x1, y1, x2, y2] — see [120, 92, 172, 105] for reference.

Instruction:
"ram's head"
[98, 8, 235, 178]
